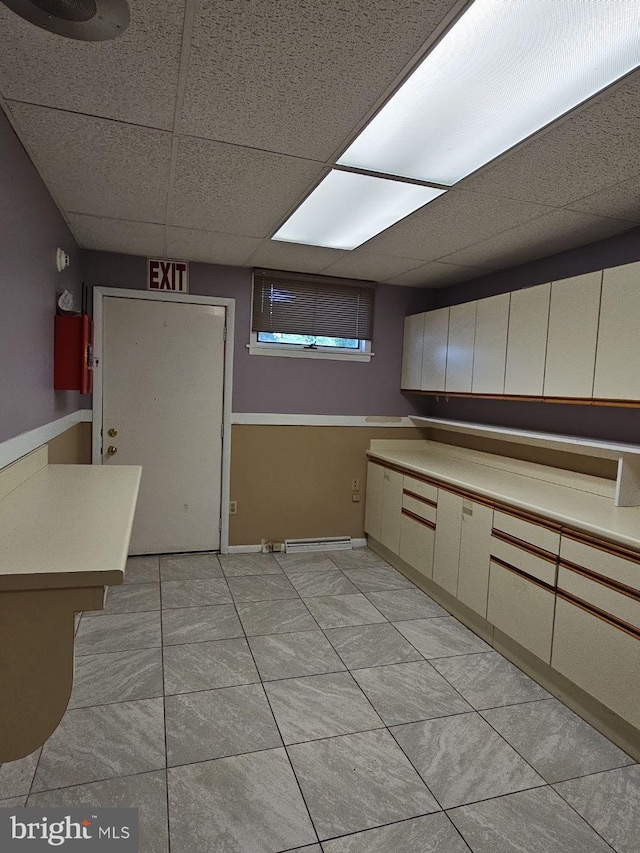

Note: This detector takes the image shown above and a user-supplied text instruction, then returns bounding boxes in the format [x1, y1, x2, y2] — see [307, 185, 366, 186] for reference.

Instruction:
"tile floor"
[1, 547, 638, 853]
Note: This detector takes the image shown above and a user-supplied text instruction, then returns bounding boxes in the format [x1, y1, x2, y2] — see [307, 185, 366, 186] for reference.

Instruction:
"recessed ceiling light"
[272, 170, 445, 250]
[338, 0, 640, 185]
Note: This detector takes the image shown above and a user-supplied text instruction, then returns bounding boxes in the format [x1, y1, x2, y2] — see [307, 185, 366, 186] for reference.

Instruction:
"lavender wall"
[413, 227, 640, 443]
[80, 250, 433, 416]
[0, 107, 82, 443]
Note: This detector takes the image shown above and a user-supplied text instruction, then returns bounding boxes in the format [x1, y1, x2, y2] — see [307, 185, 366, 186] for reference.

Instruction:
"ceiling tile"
[321, 251, 424, 281]
[169, 135, 324, 237]
[68, 214, 164, 256]
[0, 1, 185, 130]
[386, 261, 491, 288]
[180, 0, 460, 159]
[245, 240, 346, 274]
[165, 227, 262, 266]
[362, 190, 551, 261]
[8, 102, 172, 222]
[441, 209, 636, 270]
[461, 71, 640, 207]
[565, 174, 640, 223]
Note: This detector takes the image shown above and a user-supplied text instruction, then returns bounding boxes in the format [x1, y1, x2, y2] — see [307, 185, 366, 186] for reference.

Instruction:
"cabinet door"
[593, 261, 640, 401]
[504, 283, 551, 396]
[445, 302, 477, 393]
[380, 468, 403, 554]
[421, 308, 449, 392]
[401, 314, 426, 390]
[433, 489, 463, 595]
[364, 462, 384, 542]
[544, 272, 602, 398]
[399, 514, 435, 579]
[457, 500, 492, 617]
[472, 293, 510, 394]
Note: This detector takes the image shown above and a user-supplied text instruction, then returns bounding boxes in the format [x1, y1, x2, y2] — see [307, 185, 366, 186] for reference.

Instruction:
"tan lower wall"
[229, 425, 426, 546]
[47, 423, 92, 464]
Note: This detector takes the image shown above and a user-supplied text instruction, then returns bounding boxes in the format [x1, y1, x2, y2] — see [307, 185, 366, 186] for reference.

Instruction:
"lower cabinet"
[457, 501, 493, 617]
[379, 468, 403, 553]
[364, 462, 384, 542]
[433, 490, 463, 595]
[399, 513, 435, 579]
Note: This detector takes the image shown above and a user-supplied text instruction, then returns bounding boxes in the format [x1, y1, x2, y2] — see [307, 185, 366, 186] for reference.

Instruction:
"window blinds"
[252, 269, 376, 341]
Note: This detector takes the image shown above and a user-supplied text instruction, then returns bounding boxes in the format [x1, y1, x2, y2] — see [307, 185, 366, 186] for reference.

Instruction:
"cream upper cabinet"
[472, 293, 510, 394]
[593, 261, 640, 401]
[504, 283, 551, 396]
[401, 313, 425, 390]
[421, 308, 449, 392]
[543, 272, 602, 399]
[445, 302, 477, 393]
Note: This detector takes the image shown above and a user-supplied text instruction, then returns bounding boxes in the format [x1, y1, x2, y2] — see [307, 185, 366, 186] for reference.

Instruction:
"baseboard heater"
[284, 536, 352, 554]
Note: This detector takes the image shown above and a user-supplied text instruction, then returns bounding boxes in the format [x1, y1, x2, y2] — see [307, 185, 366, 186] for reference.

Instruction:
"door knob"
[108, 428, 118, 437]
[107, 445, 118, 456]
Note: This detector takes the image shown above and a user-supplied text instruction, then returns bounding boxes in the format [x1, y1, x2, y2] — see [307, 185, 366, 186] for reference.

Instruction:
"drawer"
[403, 475, 438, 504]
[490, 535, 557, 587]
[560, 535, 640, 594]
[400, 511, 435, 579]
[493, 510, 560, 555]
[558, 565, 640, 631]
[402, 493, 437, 525]
[488, 560, 555, 663]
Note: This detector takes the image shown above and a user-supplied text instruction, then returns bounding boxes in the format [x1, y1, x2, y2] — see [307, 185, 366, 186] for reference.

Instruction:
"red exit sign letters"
[147, 258, 189, 293]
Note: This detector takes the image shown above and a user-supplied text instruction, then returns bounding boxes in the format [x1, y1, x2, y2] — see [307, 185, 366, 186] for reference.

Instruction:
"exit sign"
[147, 258, 189, 293]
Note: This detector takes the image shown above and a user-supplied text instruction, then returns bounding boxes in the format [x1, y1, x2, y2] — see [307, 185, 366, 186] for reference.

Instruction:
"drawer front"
[400, 512, 435, 579]
[560, 535, 640, 594]
[488, 560, 555, 663]
[558, 565, 640, 631]
[490, 536, 557, 587]
[552, 595, 640, 730]
[493, 510, 560, 555]
[403, 475, 438, 504]
[402, 493, 437, 525]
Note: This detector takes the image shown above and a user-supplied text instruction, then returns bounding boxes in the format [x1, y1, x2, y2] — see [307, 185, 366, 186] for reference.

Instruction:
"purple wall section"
[80, 250, 434, 416]
[0, 107, 82, 444]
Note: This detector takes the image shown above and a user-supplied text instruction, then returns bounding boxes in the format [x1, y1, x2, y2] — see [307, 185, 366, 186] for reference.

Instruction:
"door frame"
[92, 286, 235, 554]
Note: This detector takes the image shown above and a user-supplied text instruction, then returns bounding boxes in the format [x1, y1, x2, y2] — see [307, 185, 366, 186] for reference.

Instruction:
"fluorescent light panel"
[272, 170, 445, 250]
[338, 0, 640, 185]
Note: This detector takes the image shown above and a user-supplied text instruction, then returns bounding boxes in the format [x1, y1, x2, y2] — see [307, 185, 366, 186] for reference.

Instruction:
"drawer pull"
[557, 589, 640, 641]
[401, 508, 436, 530]
[491, 557, 555, 593]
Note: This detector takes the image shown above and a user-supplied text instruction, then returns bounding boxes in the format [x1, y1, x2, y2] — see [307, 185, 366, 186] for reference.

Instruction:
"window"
[250, 269, 375, 361]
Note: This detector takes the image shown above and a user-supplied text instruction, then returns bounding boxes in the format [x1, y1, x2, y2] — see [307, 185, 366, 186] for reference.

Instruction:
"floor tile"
[288, 570, 358, 598]
[391, 713, 544, 809]
[163, 638, 259, 694]
[351, 660, 472, 726]
[324, 623, 423, 669]
[395, 617, 491, 659]
[431, 651, 550, 709]
[264, 672, 383, 744]
[165, 684, 282, 766]
[69, 648, 163, 708]
[75, 611, 161, 655]
[168, 748, 317, 853]
[161, 578, 232, 608]
[0, 797, 27, 807]
[304, 594, 387, 629]
[161, 604, 243, 645]
[97, 583, 160, 615]
[554, 765, 640, 853]
[160, 552, 223, 581]
[0, 748, 41, 798]
[236, 598, 318, 636]
[248, 631, 346, 681]
[219, 553, 283, 576]
[227, 573, 298, 602]
[321, 812, 469, 852]
[288, 729, 439, 840]
[28, 771, 169, 853]
[342, 566, 413, 593]
[482, 698, 634, 783]
[448, 785, 612, 853]
[365, 587, 447, 621]
[32, 698, 165, 792]
[124, 555, 160, 584]
[326, 548, 390, 570]
[276, 552, 340, 574]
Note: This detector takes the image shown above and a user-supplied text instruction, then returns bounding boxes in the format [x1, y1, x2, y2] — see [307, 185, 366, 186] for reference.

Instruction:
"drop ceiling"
[1, 0, 638, 288]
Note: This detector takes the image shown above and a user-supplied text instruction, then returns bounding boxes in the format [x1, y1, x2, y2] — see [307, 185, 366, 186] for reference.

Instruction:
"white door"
[101, 296, 226, 555]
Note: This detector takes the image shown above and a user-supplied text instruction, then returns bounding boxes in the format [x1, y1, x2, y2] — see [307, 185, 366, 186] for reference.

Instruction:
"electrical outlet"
[229, 500, 237, 515]
[351, 478, 359, 491]
[352, 493, 361, 503]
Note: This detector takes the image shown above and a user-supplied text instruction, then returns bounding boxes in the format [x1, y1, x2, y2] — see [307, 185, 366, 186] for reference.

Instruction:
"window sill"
[247, 344, 372, 362]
